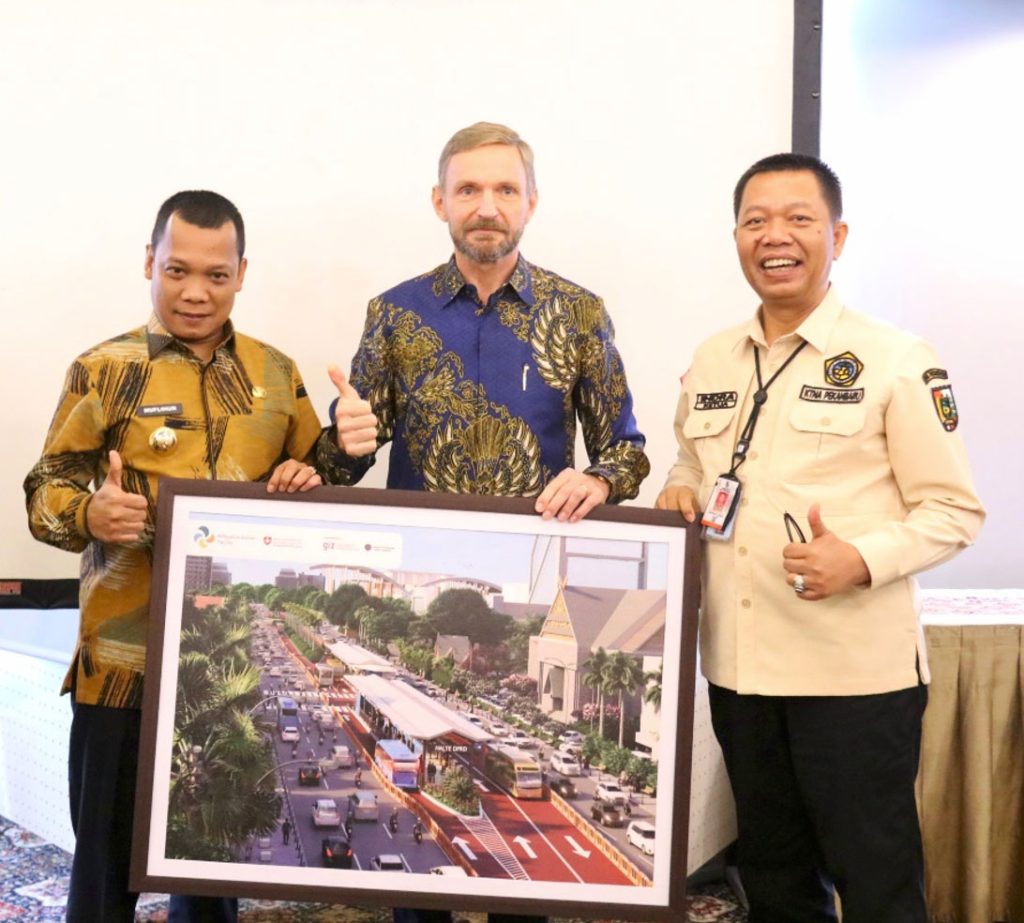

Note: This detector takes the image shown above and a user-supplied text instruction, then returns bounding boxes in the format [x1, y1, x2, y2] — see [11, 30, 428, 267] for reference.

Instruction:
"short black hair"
[151, 190, 246, 258]
[733, 153, 843, 222]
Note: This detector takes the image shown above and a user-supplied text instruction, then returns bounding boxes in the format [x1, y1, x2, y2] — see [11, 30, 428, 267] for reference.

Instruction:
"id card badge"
[702, 473, 741, 542]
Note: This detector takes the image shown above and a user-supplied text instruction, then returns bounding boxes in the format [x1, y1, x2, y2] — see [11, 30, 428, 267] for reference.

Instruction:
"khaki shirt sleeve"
[847, 340, 985, 587]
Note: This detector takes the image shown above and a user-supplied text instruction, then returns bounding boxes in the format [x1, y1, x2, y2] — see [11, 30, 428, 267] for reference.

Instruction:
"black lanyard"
[729, 340, 807, 476]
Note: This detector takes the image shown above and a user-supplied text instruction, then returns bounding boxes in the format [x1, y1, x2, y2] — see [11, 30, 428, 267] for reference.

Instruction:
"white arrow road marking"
[564, 836, 591, 859]
[451, 837, 478, 861]
[513, 836, 537, 859]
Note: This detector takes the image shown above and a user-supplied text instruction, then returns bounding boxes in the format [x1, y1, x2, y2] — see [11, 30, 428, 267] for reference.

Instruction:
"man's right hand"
[86, 450, 149, 543]
[328, 365, 378, 457]
[655, 484, 698, 522]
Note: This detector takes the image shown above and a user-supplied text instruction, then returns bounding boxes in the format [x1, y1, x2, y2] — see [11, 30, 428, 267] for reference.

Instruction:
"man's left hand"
[535, 469, 610, 523]
[782, 504, 871, 600]
[267, 460, 322, 494]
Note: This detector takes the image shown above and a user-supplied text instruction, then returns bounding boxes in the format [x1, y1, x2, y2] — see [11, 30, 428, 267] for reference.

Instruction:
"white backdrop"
[821, 0, 1022, 587]
[2, 0, 795, 580]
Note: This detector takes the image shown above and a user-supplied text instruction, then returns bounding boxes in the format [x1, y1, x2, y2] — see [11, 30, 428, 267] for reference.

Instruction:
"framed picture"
[132, 481, 700, 920]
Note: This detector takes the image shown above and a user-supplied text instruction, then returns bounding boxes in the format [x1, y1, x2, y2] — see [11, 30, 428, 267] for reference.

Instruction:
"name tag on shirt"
[137, 403, 184, 417]
[799, 385, 864, 403]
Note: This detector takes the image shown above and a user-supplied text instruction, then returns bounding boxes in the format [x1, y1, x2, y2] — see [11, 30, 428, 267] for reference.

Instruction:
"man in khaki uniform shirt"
[657, 154, 983, 923]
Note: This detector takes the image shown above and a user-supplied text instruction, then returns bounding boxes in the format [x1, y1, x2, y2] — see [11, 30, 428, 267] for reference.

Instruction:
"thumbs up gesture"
[329, 365, 378, 458]
[782, 503, 871, 600]
[86, 450, 149, 544]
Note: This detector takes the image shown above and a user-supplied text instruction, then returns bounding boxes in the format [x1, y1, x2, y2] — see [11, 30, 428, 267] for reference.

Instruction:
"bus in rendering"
[484, 745, 544, 799]
[276, 696, 300, 738]
[373, 739, 421, 790]
[316, 663, 335, 688]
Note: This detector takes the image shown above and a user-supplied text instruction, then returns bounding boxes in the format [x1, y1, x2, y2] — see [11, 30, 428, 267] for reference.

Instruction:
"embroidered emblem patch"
[695, 391, 738, 410]
[922, 368, 948, 384]
[799, 385, 864, 403]
[931, 385, 959, 431]
[824, 351, 864, 387]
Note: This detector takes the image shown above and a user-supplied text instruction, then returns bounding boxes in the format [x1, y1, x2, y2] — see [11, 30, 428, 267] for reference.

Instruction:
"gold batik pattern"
[24, 317, 326, 708]
[336, 257, 650, 502]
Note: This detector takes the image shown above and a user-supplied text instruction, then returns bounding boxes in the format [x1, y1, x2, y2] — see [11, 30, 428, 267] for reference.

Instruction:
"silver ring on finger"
[793, 574, 806, 595]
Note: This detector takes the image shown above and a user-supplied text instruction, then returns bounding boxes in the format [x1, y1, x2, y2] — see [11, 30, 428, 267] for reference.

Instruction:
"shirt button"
[740, 496, 749, 507]
[741, 598, 752, 609]
[738, 546, 748, 556]
[821, 417, 831, 426]
[748, 451, 758, 461]
[703, 421, 711, 431]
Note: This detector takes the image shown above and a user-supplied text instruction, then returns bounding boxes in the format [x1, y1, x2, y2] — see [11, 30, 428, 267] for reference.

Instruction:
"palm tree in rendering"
[605, 651, 647, 748]
[582, 647, 612, 737]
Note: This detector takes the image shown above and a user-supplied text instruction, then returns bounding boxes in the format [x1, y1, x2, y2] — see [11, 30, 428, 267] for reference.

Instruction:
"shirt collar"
[731, 285, 844, 356]
[146, 313, 237, 360]
[437, 254, 535, 308]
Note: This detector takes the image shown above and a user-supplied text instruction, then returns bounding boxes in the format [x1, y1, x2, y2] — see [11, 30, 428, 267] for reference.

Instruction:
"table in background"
[919, 589, 1024, 923]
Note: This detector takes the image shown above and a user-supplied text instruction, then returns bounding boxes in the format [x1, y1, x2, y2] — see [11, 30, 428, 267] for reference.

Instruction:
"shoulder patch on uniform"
[922, 367, 948, 384]
[823, 351, 864, 387]
[931, 384, 959, 431]
[799, 385, 864, 403]
[694, 391, 737, 410]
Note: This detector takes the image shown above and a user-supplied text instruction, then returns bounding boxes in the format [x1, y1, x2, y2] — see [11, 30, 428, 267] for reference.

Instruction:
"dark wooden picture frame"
[131, 480, 700, 920]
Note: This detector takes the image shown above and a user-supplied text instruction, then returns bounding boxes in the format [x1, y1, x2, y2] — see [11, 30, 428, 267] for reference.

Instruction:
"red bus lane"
[484, 789, 631, 885]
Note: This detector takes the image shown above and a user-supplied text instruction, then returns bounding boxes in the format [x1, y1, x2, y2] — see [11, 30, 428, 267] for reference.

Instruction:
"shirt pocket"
[682, 406, 739, 477]
[783, 402, 868, 483]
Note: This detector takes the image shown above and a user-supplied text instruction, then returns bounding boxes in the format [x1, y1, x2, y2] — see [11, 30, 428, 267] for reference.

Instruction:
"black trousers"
[708, 683, 928, 923]
[67, 697, 238, 923]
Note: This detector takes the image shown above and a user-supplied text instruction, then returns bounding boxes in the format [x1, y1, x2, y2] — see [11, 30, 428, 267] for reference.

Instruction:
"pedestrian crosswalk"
[459, 814, 530, 881]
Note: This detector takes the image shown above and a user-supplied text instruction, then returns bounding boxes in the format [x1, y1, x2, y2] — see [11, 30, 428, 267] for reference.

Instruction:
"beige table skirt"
[919, 622, 1024, 923]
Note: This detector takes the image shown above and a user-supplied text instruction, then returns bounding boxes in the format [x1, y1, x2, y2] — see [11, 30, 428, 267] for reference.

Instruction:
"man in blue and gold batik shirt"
[321, 122, 649, 530]
[320, 122, 650, 923]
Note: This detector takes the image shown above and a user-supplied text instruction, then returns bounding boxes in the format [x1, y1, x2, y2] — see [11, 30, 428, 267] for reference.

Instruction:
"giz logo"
[263, 536, 273, 545]
[193, 526, 215, 548]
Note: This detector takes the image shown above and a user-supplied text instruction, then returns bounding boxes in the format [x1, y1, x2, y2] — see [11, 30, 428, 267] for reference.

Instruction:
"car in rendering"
[549, 751, 581, 776]
[594, 780, 628, 805]
[320, 745, 355, 770]
[312, 798, 341, 828]
[557, 740, 583, 757]
[488, 720, 509, 736]
[311, 706, 331, 724]
[429, 865, 468, 876]
[370, 854, 406, 872]
[558, 729, 584, 744]
[298, 765, 323, 786]
[502, 730, 537, 750]
[347, 791, 379, 821]
[549, 776, 577, 799]
[320, 835, 353, 868]
[590, 801, 625, 827]
[280, 725, 300, 743]
[626, 820, 656, 856]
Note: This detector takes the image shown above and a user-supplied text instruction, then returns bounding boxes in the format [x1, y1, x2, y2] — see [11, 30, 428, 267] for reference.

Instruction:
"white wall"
[821, 0, 1024, 587]
[2, 0, 795, 579]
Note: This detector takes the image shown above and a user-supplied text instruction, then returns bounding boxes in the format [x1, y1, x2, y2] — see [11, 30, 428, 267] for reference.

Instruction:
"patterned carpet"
[0, 815, 746, 922]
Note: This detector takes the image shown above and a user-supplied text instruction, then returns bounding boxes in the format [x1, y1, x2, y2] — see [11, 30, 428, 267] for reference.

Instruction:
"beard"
[451, 219, 524, 264]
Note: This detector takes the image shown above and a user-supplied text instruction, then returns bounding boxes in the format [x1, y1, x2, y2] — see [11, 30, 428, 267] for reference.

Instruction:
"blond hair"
[437, 122, 536, 193]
